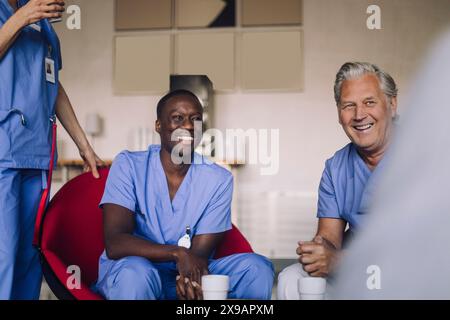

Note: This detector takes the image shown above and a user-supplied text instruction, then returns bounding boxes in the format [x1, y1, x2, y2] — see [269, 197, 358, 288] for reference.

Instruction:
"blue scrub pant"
[0, 168, 44, 300]
[96, 253, 274, 300]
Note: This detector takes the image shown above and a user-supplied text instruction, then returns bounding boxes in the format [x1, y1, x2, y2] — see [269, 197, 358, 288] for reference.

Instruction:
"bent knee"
[278, 263, 308, 288]
[113, 257, 162, 299]
[238, 253, 274, 274]
[117, 257, 159, 283]
[237, 253, 274, 288]
[278, 263, 304, 284]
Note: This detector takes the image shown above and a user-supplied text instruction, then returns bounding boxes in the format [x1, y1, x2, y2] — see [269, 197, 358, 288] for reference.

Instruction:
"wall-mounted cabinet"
[241, 0, 303, 26]
[115, 0, 172, 30]
[241, 31, 303, 91]
[114, 35, 171, 94]
[175, 32, 235, 90]
[114, 0, 303, 93]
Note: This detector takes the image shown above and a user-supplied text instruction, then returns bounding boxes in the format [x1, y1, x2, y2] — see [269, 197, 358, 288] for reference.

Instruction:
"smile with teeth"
[353, 123, 374, 131]
[177, 136, 194, 142]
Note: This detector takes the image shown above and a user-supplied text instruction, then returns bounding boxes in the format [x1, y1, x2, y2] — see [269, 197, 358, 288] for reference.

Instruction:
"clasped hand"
[16, 0, 65, 26]
[175, 248, 209, 300]
[296, 235, 339, 277]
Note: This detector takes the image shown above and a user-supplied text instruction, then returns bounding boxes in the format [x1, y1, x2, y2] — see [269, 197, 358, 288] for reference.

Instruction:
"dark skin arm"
[103, 203, 181, 262]
[103, 203, 225, 300]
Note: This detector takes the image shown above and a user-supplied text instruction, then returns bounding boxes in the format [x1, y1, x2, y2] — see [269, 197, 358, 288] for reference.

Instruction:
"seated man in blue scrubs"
[277, 62, 398, 299]
[95, 89, 274, 300]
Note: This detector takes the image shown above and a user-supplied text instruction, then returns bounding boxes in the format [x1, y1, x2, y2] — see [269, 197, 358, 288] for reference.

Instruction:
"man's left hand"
[176, 275, 203, 300]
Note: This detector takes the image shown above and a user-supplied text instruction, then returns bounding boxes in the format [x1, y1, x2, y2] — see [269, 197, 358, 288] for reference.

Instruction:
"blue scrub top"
[0, 0, 61, 169]
[99, 145, 233, 265]
[317, 143, 375, 230]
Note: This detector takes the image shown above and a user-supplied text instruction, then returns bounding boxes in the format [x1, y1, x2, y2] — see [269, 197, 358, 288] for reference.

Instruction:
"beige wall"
[55, 0, 450, 255]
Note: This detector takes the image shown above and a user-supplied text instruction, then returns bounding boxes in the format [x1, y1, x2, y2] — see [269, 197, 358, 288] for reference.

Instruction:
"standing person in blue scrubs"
[0, 0, 103, 299]
[277, 62, 399, 299]
[95, 90, 274, 300]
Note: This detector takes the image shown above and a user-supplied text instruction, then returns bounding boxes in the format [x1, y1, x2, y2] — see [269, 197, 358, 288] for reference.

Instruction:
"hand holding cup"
[16, 0, 65, 26]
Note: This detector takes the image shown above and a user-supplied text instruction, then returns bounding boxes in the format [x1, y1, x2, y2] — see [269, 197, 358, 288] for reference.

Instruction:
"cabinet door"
[115, 0, 172, 30]
[114, 35, 171, 94]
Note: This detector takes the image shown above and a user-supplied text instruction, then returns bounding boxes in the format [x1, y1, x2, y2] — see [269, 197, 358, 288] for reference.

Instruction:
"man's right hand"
[176, 274, 203, 300]
[296, 236, 339, 277]
[15, 0, 65, 27]
[174, 247, 209, 300]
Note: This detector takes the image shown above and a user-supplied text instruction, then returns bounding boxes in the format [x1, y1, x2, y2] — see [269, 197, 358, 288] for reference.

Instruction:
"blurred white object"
[202, 275, 229, 300]
[56, 139, 64, 159]
[298, 277, 326, 300]
[333, 29, 450, 299]
[85, 113, 102, 149]
[132, 127, 154, 151]
[85, 113, 101, 137]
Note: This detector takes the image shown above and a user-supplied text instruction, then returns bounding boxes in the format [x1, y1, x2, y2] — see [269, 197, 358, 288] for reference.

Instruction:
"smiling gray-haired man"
[277, 62, 398, 299]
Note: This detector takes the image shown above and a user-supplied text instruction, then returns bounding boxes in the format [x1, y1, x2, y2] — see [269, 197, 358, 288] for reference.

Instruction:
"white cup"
[298, 277, 326, 300]
[49, 17, 63, 24]
[48, 1, 64, 23]
[201, 275, 229, 300]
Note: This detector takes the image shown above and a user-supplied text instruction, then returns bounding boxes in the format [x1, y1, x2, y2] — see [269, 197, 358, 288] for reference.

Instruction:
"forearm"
[314, 233, 340, 250]
[0, 14, 25, 60]
[55, 82, 90, 150]
[105, 233, 184, 263]
[190, 233, 225, 260]
[315, 218, 346, 250]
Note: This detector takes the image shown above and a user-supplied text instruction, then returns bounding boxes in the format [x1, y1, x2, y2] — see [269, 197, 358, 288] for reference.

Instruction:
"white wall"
[55, 0, 450, 257]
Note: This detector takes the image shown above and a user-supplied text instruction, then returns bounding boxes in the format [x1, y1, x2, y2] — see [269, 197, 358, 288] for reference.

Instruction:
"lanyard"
[33, 118, 57, 248]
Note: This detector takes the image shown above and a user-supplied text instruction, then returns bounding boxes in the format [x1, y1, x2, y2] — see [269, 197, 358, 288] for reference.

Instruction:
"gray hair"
[334, 62, 398, 105]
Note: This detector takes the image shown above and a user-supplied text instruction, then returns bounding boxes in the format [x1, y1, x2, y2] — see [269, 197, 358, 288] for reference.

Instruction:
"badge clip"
[177, 226, 191, 249]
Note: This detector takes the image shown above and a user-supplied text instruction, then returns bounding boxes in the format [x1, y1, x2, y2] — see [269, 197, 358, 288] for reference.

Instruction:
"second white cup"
[298, 277, 326, 300]
[201, 275, 229, 300]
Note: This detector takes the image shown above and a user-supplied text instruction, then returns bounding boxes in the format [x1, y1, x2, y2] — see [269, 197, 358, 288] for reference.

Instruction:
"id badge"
[45, 57, 56, 84]
[177, 226, 191, 249]
[178, 234, 191, 249]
